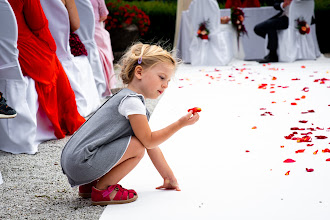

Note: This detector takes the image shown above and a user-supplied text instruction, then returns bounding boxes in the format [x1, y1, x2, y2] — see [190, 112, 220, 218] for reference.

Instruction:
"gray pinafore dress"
[61, 88, 150, 187]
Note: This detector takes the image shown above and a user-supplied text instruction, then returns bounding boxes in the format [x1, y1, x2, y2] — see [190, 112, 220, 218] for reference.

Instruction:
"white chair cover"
[40, 0, 100, 117]
[0, 0, 39, 154]
[75, 0, 108, 97]
[188, 0, 234, 66]
[277, 0, 319, 62]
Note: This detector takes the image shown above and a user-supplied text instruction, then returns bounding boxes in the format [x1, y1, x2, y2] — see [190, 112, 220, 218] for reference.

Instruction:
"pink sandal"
[91, 184, 138, 205]
[78, 180, 97, 198]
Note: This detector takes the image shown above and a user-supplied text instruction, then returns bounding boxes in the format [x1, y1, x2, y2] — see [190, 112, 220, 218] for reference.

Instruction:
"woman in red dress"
[9, 0, 85, 139]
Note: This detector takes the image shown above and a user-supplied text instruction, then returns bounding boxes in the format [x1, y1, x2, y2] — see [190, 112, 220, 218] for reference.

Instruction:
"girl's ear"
[134, 65, 143, 79]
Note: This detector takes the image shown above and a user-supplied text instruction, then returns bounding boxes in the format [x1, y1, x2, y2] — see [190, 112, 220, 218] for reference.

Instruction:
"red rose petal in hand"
[283, 159, 296, 163]
[306, 168, 314, 172]
[187, 107, 202, 114]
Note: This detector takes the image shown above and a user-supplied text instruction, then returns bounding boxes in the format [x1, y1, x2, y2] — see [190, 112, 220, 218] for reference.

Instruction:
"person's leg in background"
[0, 92, 17, 119]
[254, 15, 289, 63]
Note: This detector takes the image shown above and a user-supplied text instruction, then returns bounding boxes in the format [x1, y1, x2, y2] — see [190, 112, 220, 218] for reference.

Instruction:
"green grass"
[315, 0, 330, 10]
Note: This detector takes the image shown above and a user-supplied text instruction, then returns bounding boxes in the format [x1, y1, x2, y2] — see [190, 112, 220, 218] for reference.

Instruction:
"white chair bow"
[188, 0, 234, 66]
[0, 0, 39, 154]
[277, 0, 320, 62]
[75, 0, 108, 97]
[40, 0, 101, 117]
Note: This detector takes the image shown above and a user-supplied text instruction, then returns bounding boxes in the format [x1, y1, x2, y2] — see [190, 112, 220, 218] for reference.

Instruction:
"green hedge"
[105, 0, 177, 49]
[128, 1, 177, 48]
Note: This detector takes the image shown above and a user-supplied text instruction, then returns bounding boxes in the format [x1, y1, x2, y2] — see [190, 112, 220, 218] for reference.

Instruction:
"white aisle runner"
[100, 57, 330, 220]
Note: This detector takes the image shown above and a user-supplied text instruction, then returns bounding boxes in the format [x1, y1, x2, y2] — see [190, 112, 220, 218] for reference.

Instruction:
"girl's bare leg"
[96, 136, 145, 190]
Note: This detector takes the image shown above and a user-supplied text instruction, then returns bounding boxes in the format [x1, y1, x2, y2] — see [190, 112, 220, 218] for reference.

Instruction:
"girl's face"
[139, 62, 175, 99]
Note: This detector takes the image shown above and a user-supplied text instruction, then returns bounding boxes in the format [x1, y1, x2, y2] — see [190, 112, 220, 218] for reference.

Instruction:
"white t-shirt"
[118, 95, 147, 119]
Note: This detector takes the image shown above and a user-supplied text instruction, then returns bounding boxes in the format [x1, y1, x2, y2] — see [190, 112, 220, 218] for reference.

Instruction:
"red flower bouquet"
[105, 0, 150, 36]
[231, 7, 247, 49]
[231, 7, 247, 37]
[197, 21, 210, 40]
[296, 18, 310, 35]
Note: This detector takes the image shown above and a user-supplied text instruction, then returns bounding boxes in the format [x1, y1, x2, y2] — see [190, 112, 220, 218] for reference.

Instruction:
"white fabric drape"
[40, 0, 101, 117]
[0, 0, 41, 154]
[75, 0, 108, 98]
[277, 0, 319, 62]
[188, 0, 234, 66]
[178, 7, 320, 61]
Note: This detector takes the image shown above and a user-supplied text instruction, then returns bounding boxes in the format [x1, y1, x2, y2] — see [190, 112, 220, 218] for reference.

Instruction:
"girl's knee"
[130, 136, 145, 158]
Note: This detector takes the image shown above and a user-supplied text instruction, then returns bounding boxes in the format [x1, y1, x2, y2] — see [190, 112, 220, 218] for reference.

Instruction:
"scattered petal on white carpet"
[100, 57, 330, 220]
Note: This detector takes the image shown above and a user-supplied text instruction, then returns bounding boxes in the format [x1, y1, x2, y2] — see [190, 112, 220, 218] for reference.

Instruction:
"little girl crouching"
[61, 43, 200, 205]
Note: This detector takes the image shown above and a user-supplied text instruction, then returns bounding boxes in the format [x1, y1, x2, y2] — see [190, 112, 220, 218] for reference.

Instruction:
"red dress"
[225, 0, 242, 8]
[242, 0, 260, 7]
[9, 0, 85, 139]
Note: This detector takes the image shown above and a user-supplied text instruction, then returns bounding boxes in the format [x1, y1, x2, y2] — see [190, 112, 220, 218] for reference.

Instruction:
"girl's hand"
[156, 177, 181, 191]
[179, 111, 200, 127]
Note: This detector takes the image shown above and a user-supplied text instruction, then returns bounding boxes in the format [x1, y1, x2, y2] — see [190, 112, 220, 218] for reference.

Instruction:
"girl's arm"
[128, 111, 199, 150]
[147, 147, 180, 191]
[128, 111, 199, 190]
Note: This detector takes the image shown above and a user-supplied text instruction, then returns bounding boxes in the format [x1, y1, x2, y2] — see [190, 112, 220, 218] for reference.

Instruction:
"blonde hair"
[119, 43, 178, 84]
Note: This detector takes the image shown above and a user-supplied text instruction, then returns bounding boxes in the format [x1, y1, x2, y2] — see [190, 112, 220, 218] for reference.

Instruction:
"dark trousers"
[254, 15, 289, 52]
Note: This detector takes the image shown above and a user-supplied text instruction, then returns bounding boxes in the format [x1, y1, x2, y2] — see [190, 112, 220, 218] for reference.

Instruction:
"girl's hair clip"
[138, 57, 142, 64]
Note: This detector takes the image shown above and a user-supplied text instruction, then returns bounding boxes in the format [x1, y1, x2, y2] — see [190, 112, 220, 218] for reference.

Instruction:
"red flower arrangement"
[296, 18, 310, 35]
[197, 21, 210, 40]
[105, 0, 150, 36]
[69, 32, 88, 57]
[231, 7, 247, 37]
[231, 7, 247, 49]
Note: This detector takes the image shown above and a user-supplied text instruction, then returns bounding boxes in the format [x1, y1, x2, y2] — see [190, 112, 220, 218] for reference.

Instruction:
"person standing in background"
[90, 0, 116, 95]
